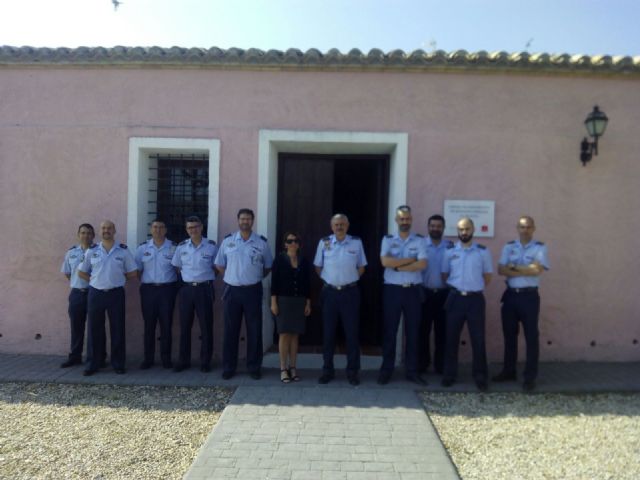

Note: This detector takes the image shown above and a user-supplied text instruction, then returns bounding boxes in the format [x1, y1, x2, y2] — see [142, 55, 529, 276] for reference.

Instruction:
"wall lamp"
[580, 105, 608, 166]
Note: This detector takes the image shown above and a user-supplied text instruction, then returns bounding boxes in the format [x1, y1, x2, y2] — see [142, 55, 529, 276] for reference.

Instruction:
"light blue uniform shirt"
[61, 244, 94, 289]
[78, 242, 137, 290]
[422, 237, 454, 289]
[171, 237, 218, 283]
[498, 240, 549, 288]
[214, 231, 273, 286]
[135, 238, 178, 284]
[313, 234, 368, 287]
[442, 242, 493, 292]
[380, 233, 427, 285]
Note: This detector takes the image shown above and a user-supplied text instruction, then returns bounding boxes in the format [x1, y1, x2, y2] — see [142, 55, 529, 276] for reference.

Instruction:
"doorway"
[275, 153, 390, 353]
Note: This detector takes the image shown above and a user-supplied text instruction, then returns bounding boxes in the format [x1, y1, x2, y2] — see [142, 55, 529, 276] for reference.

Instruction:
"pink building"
[1, 46, 639, 363]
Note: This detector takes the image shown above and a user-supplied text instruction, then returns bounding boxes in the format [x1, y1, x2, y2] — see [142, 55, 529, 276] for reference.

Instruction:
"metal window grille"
[148, 153, 209, 242]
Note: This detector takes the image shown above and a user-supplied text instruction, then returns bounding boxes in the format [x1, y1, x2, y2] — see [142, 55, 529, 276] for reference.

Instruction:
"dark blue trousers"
[419, 288, 448, 374]
[222, 283, 263, 375]
[443, 292, 488, 382]
[67, 288, 90, 362]
[500, 289, 540, 382]
[177, 282, 214, 367]
[87, 286, 126, 371]
[321, 286, 361, 376]
[140, 283, 177, 365]
[380, 284, 422, 376]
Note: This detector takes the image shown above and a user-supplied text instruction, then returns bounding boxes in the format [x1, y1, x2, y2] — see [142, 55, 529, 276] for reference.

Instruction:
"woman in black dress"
[270, 231, 311, 382]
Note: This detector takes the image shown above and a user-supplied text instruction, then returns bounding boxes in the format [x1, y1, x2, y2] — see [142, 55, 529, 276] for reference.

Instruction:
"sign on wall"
[444, 200, 495, 238]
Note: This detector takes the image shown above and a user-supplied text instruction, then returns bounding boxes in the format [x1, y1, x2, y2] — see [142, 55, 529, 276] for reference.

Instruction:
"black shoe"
[441, 377, 455, 387]
[100, 359, 108, 368]
[347, 375, 360, 386]
[406, 374, 428, 386]
[200, 364, 212, 373]
[221, 371, 234, 380]
[492, 371, 517, 382]
[318, 373, 334, 384]
[114, 368, 126, 375]
[60, 358, 81, 368]
[523, 380, 536, 392]
[83, 369, 97, 377]
[162, 361, 173, 369]
[475, 380, 488, 392]
[250, 370, 261, 380]
[377, 371, 391, 385]
[139, 361, 153, 370]
[173, 363, 190, 373]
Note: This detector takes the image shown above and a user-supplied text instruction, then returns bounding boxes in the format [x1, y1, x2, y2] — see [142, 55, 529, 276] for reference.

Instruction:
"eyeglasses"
[285, 239, 299, 244]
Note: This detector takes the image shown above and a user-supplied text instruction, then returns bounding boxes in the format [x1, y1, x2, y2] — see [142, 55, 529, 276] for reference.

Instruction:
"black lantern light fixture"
[580, 105, 608, 166]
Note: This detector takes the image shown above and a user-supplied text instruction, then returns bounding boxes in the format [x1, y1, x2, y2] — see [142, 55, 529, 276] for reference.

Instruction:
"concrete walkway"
[2, 353, 639, 480]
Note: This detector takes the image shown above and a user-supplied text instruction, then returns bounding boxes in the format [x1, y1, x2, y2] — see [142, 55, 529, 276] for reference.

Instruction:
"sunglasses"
[285, 238, 299, 244]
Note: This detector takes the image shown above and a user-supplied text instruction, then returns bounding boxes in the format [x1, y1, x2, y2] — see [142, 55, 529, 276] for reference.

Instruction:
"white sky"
[1, 0, 638, 56]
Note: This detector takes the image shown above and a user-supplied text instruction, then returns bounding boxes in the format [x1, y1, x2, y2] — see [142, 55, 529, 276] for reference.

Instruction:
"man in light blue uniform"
[60, 223, 96, 368]
[419, 214, 453, 375]
[441, 217, 493, 391]
[171, 216, 218, 373]
[494, 215, 549, 391]
[215, 208, 273, 380]
[78, 220, 138, 376]
[314, 213, 367, 386]
[135, 219, 178, 370]
[378, 206, 428, 385]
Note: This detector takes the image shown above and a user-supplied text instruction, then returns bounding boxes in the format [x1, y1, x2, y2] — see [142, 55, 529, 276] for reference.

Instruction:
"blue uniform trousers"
[87, 286, 126, 371]
[500, 289, 540, 382]
[419, 288, 448, 374]
[222, 283, 263, 375]
[321, 285, 361, 376]
[67, 288, 92, 362]
[140, 283, 177, 365]
[443, 292, 488, 382]
[177, 282, 214, 367]
[380, 284, 422, 376]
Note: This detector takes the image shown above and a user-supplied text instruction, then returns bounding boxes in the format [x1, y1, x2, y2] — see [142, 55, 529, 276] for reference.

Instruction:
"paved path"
[185, 385, 459, 480]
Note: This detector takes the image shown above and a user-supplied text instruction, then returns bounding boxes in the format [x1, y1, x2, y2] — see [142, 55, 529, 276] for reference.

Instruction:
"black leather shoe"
[173, 363, 190, 373]
[406, 374, 428, 386]
[318, 373, 334, 384]
[114, 368, 126, 375]
[60, 359, 81, 368]
[347, 375, 360, 386]
[221, 371, 234, 380]
[200, 364, 212, 373]
[250, 370, 261, 380]
[523, 380, 536, 392]
[441, 377, 455, 387]
[377, 371, 391, 385]
[139, 361, 153, 370]
[492, 371, 517, 382]
[83, 369, 97, 377]
[162, 361, 173, 369]
[476, 380, 488, 392]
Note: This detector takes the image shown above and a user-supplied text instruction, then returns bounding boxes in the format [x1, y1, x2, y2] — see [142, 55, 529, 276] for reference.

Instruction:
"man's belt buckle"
[401, 283, 414, 288]
[459, 290, 470, 296]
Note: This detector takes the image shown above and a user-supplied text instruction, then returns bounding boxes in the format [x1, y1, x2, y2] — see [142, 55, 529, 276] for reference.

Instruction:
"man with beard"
[440, 217, 493, 391]
[377, 205, 428, 385]
[78, 220, 138, 376]
[419, 214, 453, 375]
[493, 216, 549, 391]
[215, 209, 273, 380]
[314, 213, 367, 386]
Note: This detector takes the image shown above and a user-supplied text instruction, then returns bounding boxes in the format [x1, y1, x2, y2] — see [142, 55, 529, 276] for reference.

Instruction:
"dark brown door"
[276, 153, 389, 352]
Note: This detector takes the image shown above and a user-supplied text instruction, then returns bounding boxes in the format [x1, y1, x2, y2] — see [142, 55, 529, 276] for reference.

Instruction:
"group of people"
[60, 206, 548, 391]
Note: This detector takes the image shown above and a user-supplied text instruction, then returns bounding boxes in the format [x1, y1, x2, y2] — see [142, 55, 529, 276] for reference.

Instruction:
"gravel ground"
[0, 382, 233, 480]
[421, 392, 640, 480]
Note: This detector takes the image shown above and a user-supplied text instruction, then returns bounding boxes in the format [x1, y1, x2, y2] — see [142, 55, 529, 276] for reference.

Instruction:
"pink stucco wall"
[1, 65, 639, 362]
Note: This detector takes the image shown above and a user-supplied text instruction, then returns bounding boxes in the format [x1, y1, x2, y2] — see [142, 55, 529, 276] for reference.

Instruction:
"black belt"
[451, 288, 483, 297]
[71, 288, 88, 293]
[227, 282, 261, 288]
[185, 281, 213, 287]
[387, 283, 421, 288]
[142, 282, 176, 287]
[324, 282, 357, 291]
[425, 287, 448, 293]
[91, 286, 123, 293]
[507, 287, 538, 293]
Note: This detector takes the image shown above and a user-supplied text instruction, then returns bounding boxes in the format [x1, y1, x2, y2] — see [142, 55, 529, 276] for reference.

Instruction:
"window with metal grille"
[148, 153, 209, 242]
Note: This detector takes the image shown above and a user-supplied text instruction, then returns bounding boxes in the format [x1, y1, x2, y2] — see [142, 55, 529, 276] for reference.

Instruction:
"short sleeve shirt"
[380, 233, 427, 285]
[61, 244, 93, 289]
[313, 234, 368, 286]
[214, 231, 273, 286]
[171, 237, 218, 283]
[498, 240, 550, 288]
[135, 238, 178, 284]
[78, 242, 137, 289]
[442, 242, 493, 292]
[422, 237, 454, 289]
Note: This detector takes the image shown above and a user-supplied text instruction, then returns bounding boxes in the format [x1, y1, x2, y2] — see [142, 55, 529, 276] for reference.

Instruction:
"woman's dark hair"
[282, 231, 302, 250]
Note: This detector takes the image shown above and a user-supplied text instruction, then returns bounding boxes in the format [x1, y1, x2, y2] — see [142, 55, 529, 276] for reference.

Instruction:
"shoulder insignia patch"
[446, 243, 455, 249]
[179, 240, 188, 246]
[535, 241, 545, 246]
[119, 243, 128, 249]
[476, 244, 486, 250]
[208, 239, 216, 245]
[260, 235, 268, 242]
[507, 240, 516, 244]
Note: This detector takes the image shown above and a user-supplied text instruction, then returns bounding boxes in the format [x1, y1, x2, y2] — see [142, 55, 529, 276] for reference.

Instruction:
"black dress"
[271, 253, 311, 334]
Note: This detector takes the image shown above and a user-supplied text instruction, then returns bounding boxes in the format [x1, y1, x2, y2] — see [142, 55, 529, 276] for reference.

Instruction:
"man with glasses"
[135, 219, 178, 370]
[171, 216, 218, 373]
[378, 205, 428, 385]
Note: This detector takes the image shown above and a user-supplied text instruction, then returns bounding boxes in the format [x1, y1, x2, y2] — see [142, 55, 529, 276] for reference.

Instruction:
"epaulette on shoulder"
[322, 236, 330, 242]
[476, 244, 487, 250]
[171, 241, 177, 246]
[446, 240, 454, 247]
[260, 235, 268, 242]
[119, 243, 128, 249]
[139, 240, 147, 246]
[208, 239, 216, 245]
[224, 233, 232, 239]
[68, 245, 76, 251]
[179, 239, 188, 246]
[350, 235, 361, 240]
[535, 241, 545, 246]
[507, 240, 516, 244]
[384, 234, 393, 239]
[415, 233, 424, 238]
[89, 243, 98, 249]
[446, 243, 455, 249]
